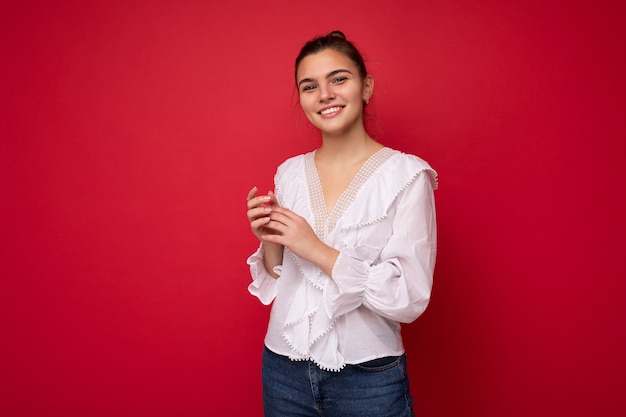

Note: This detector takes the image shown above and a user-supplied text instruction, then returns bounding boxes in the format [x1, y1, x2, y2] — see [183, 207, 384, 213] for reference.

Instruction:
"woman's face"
[296, 49, 373, 136]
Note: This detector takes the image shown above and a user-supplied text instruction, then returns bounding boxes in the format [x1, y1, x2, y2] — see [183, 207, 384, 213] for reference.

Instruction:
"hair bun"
[295, 29, 368, 81]
[327, 30, 346, 40]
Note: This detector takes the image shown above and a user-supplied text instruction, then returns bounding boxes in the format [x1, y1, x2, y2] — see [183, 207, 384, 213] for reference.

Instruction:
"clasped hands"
[246, 186, 339, 277]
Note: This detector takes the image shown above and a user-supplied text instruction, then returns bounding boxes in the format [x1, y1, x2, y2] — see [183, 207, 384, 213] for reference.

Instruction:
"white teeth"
[320, 106, 342, 115]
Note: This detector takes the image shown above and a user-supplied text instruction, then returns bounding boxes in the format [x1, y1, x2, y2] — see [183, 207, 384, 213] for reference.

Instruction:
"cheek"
[300, 105, 323, 129]
[297, 99, 316, 122]
[299, 95, 316, 114]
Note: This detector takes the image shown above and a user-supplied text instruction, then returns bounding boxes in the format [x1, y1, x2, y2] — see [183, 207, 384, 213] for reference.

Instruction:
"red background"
[2, 1, 625, 416]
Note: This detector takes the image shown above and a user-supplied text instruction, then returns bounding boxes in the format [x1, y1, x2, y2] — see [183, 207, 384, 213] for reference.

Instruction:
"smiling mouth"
[319, 106, 344, 115]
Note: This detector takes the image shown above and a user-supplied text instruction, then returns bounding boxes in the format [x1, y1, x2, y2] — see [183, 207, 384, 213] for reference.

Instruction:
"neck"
[320, 115, 373, 148]
[317, 125, 380, 162]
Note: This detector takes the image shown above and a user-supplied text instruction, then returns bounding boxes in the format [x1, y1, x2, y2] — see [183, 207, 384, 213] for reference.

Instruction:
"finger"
[261, 232, 283, 245]
[269, 206, 295, 219]
[267, 190, 281, 207]
[263, 220, 287, 236]
[247, 206, 272, 221]
[268, 210, 293, 226]
[250, 216, 272, 230]
[247, 186, 258, 201]
[247, 194, 272, 210]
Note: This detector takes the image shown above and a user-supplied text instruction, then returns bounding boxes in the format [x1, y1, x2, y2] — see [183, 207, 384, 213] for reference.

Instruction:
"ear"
[362, 75, 374, 104]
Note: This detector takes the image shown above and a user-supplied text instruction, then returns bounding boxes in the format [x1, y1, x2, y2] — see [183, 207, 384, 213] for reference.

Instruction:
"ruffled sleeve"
[247, 243, 279, 305]
[246, 154, 306, 306]
[323, 169, 437, 323]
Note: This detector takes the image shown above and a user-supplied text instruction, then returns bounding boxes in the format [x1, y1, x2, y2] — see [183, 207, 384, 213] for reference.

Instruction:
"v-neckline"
[304, 147, 395, 239]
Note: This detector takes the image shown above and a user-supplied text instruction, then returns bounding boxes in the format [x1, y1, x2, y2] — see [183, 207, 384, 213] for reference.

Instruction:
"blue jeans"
[262, 347, 416, 417]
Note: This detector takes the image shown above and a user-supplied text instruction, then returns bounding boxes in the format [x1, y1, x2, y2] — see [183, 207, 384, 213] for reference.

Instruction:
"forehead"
[296, 49, 357, 81]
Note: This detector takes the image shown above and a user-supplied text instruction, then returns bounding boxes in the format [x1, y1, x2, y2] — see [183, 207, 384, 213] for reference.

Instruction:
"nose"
[318, 84, 335, 102]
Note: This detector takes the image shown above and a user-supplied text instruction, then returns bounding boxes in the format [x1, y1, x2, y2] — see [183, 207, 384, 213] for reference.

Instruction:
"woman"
[246, 30, 437, 417]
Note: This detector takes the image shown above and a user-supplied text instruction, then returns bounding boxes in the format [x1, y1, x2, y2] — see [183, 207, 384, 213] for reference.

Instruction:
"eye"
[301, 84, 316, 92]
[332, 76, 347, 84]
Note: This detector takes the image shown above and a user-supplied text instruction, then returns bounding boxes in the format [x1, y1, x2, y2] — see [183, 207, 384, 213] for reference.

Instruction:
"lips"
[318, 106, 344, 116]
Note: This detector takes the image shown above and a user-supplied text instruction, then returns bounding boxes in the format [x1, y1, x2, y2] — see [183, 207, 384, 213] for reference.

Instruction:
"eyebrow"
[297, 68, 353, 87]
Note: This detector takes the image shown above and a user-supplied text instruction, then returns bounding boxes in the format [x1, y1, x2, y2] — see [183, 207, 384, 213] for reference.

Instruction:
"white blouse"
[248, 147, 437, 371]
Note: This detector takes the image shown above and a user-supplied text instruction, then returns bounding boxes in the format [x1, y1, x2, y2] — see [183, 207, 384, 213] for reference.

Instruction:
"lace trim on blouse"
[304, 147, 396, 239]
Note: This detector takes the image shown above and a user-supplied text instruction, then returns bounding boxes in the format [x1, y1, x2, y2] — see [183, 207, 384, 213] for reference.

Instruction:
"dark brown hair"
[295, 30, 368, 84]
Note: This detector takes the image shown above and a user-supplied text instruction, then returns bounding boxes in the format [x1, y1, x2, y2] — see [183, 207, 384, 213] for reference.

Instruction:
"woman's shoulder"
[384, 148, 438, 189]
[274, 150, 315, 184]
[276, 152, 308, 173]
[273, 151, 314, 206]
